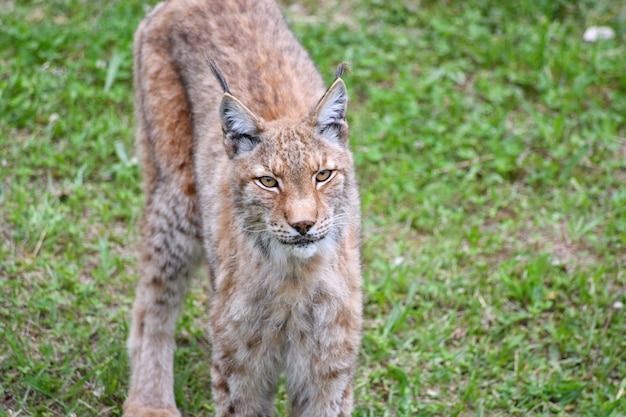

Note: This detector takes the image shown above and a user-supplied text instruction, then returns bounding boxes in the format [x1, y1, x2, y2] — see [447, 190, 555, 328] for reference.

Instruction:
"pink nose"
[291, 221, 314, 236]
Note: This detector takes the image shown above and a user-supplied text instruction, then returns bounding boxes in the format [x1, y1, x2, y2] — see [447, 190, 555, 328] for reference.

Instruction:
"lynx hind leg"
[124, 186, 202, 417]
[125, 3, 202, 415]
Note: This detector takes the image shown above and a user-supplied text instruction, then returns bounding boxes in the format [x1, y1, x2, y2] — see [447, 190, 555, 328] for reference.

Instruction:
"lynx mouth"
[281, 237, 324, 259]
[280, 237, 322, 247]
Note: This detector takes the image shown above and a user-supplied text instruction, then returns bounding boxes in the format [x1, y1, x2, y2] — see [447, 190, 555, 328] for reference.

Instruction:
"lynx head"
[211, 62, 356, 261]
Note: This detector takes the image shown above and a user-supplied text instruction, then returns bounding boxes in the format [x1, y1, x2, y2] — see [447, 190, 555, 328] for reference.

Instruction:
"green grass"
[1, 0, 625, 416]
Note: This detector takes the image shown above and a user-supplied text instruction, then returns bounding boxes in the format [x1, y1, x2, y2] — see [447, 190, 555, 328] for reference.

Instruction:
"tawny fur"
[124, 1, 362, 416]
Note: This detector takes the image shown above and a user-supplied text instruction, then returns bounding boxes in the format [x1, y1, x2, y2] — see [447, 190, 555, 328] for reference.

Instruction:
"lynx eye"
[315, 169, 333, 183]
[257, 176, 278, 188]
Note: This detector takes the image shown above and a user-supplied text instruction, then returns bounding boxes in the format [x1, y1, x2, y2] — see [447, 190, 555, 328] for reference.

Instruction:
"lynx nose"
[291, 220, 314, 236]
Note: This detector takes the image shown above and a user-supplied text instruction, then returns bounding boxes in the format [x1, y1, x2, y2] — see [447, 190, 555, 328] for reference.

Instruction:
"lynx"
[124, 0, 362, 416]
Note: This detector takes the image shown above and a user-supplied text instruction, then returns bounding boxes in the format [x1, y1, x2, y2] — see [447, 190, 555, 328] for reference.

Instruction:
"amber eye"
[258, 176, 278, 188]
[315, 170, 333, 182]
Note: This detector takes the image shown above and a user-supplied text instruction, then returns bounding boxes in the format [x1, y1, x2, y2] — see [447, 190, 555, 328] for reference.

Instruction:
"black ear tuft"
[207, 57, 231, 94]
[335, 62, 349, 80]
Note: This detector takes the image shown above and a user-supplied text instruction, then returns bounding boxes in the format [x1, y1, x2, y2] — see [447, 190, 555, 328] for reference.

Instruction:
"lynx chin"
[123, 0, 363, 416]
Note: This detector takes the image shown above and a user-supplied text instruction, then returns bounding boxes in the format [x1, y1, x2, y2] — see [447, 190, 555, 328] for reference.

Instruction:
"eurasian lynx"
[124, 0, 362, 416]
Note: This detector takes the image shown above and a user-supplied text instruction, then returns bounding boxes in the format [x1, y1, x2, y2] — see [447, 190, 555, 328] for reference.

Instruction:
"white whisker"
[243, 226, 269, 234]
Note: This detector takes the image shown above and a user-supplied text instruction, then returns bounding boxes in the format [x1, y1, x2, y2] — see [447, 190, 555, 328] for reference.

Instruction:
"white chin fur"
[289, 243, 319, 259]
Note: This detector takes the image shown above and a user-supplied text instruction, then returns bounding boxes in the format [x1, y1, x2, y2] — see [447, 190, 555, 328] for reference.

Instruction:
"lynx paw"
[123, 403, 181, 417]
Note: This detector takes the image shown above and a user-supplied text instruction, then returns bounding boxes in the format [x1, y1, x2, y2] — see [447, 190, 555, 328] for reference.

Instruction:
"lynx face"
[230, 123, 352, 260]
[218, 75, 352, 260]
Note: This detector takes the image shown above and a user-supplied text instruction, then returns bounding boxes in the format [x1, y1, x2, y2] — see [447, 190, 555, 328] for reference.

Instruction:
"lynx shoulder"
[124, 1, 362, 416]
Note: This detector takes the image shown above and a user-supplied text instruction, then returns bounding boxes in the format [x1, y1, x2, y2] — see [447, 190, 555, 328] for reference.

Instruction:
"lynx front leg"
[124, 189, 201, 417]
[209, 297, 284, 417]
[287, 357, 356, 417]
[286, 304, 361, 417]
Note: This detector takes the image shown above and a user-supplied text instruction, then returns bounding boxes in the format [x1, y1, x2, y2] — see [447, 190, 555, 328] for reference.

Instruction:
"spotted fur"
[124, 1, 362, 416]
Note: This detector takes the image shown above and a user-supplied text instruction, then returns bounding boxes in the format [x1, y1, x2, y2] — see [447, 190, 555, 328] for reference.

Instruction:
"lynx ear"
[312, 77, 349, 146]
[219, 93, 264, 157]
